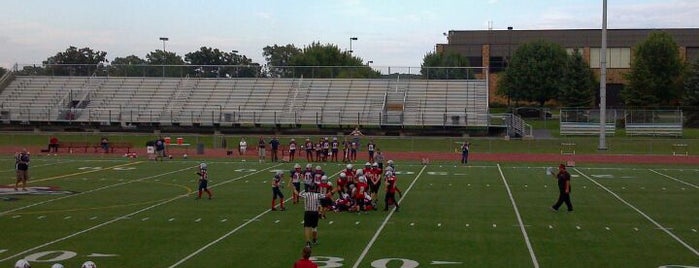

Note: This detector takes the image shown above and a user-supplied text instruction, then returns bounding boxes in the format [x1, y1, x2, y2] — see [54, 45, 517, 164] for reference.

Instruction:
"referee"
[295, 186, 325, 247]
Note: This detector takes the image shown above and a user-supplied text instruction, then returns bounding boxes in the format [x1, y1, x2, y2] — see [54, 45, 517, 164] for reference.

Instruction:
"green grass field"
[1, 157, 698, 267]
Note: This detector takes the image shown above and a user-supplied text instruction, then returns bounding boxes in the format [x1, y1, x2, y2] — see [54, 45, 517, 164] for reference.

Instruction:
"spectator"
[239, 137, 247, 156]
[155, 137, 166, 161]
[100, 137, 109, 153]
[270, 136, 280, 162]
[258, 137, 266, 163]
[460, 141, 471, 164]
[48, 136, 59, 153]
[293, 246, 318, 268]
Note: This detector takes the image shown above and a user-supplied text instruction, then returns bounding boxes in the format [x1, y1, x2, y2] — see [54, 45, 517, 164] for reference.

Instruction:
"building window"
[590, 48, 631, 68]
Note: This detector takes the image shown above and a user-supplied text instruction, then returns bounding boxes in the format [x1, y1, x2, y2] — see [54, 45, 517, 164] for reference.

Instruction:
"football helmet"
[199, 163, 207, 170]
[346, 164, 353, 169]
[339, 172, 347, 178]
[81, 261, 97, 268]
[14, 259, 30, 268]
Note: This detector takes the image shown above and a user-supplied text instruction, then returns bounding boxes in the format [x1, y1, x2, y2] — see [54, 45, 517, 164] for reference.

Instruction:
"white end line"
[649, 169, 699, 189]
[574, 168, 699, 257]
[497, 164, 539, 268]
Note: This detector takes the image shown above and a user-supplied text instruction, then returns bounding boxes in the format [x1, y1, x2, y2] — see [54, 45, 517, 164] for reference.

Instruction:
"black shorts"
[16, 163, 28, 171]
[304, 211, 319, 228]
[292, 182, 301, 192]
[272, 187, 284, 199]
[320, 197, 332, 207]
[369, 182, 381, 194]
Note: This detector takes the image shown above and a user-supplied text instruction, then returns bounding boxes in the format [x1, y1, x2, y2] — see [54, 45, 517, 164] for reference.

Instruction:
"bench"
[560, 123, 616, 136]
[672, 143, 688, 156]
[93, 142, 134, 153]
[560, 143, 576, 155]
[57, 141, 133, 153]
[625, 124, 682, 137]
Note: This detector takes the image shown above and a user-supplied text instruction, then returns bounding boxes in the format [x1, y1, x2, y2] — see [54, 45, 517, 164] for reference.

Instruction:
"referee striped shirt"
[300, 191, 323, 212]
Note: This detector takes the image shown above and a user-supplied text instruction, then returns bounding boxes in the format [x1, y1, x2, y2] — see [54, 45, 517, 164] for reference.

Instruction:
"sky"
[1, 0, 698, 70]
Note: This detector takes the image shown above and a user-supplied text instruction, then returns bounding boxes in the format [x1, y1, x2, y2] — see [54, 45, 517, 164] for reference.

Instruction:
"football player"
[317, 175, 335, 218]
[289, 164, 303, 204]
[271, 170, 286, 211]
[384, 171, 401, 212]
[196, 163, 213, 200]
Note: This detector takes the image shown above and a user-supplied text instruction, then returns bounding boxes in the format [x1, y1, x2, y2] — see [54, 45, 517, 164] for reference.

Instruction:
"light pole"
[507, 26, 513, 109]
[159, 37, 169, 77]
[349, 37, 358, 53]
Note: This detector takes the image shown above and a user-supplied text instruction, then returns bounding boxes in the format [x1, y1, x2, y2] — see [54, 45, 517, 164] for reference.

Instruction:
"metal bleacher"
[0, 75, 490, 128]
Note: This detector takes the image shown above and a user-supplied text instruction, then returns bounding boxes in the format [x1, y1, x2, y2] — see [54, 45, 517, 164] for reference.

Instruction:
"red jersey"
[336, 176, 348, 189]
[344, 169, 355, 181]
[318, 181, 334, 196]
[386, 175, 398, 193]
[294, 259, 318, 268]
[369, 168, 382, 184]
[354, 182, 368, 199]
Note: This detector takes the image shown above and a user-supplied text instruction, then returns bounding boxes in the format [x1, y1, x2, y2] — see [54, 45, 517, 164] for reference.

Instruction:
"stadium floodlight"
[159, 37, 169, 77]
[349, 37, 358, 53]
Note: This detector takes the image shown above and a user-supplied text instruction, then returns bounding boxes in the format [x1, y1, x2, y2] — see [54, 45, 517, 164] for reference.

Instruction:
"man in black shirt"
[551, 164, 573, 212]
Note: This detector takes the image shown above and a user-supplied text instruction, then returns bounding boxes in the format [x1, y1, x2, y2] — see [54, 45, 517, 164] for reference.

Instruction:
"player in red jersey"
[317, 175, 335, 218]
[312, 165, 325, 190]
[335, 172, 348, 195]
[367, 162, 382, 208]
[304, 138, 314, 162]
[289, 163, 303, 204]
[353, 176, 369, 211]
[271, 170, 286, 211]
[196, 163, 213, 200]
[384, 171, 401, 212]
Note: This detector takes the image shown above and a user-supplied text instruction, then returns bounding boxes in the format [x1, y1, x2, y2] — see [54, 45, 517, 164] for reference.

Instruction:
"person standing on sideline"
[460, 141, 471, 164]
[551, 164, 573, 212]
[271, 171, 286, 211]
[196, 163, 213, 200]
[239, 138, 247, 156]
[100, 137, 109, 153]
[270, 136, 281, 162]
[367, 139, 376, 163]
[155, 137, 166, 161]
[257, 137, 266, 163]
[304, 138, 314, 162]
[15, 148, 30, 191]
[48, 136, 59, 153]
[294, 185, 325, 247]
[289, 138, 298, 162]
[293, 246, 318, 268]
[374, 149, 385, 169]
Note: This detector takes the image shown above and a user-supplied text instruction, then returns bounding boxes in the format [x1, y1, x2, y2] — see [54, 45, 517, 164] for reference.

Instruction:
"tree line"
[1, 31, 697, 125]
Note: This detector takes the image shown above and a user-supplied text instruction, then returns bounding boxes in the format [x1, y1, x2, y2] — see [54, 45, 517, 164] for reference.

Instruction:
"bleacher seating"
[0, 76, 490, 127]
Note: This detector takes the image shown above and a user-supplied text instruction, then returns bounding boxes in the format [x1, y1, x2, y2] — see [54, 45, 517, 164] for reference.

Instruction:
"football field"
[1, 157, 698, 267]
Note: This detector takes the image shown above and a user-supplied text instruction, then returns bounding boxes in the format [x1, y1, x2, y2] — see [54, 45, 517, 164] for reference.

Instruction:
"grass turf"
[0, 158, 697, 267]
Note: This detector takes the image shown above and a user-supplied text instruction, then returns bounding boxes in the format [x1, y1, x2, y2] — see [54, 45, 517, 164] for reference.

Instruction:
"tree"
[622, 31, 683, 107]
[263, 44, 302, 78]
[288, 42, 378, 78]
[145, 50, 185, 77]
[0, 67, 7, 77]
[497, 40, 569, 107]
[43, 46, 108, 76]
[559, 49, 596, 108]
[420, 51, 472, 79]
[185, 47, 261, 78]
[682, 58, 699, 126]
[109, 55, 147, 77]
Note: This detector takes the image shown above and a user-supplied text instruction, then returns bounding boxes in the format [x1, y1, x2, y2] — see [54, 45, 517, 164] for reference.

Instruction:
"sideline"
[352, 165, 427, 268]
[574, 168, 699, 257]
[649, 169, 699, 189]
[0, 164, 283, 263]
[497, 164, 539, 268]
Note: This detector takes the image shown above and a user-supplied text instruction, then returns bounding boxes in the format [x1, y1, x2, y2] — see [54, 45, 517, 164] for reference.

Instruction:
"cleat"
[550, 206, 558, 212]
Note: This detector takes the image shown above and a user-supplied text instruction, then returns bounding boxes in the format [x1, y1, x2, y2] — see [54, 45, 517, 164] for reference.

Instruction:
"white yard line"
[497, 164, 539, 268]
[352, 165, 427, 268]
[574, 168, 699, 257]
[649, 169, 699, 189]
[0, 164, 282, 263]
[168, 169, 343, 267]
[0, 164, 188, 216]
